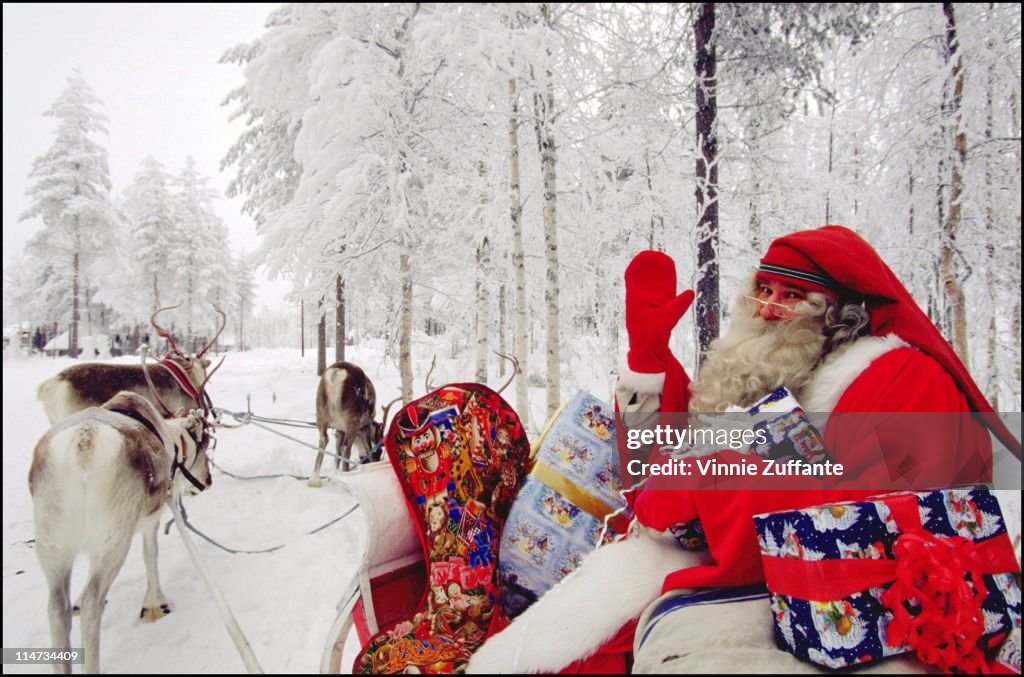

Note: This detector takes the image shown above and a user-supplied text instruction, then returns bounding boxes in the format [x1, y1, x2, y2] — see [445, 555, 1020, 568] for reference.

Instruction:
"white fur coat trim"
[800, 333, 908, 413]
[616, 359, 666, 395]
[466, 528, 709, 674]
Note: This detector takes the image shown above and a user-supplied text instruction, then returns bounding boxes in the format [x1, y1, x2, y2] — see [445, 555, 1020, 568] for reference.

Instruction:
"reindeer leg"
[139, 515, 173, 621]
[81, 531, 134, 675]
[308, 427, 329, 488]
[335, 430, 348, 472]
[39, 546, 74, 675]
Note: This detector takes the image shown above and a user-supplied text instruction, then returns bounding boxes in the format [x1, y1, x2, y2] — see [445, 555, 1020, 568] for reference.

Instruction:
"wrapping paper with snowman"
[753, 488, 1022, 672]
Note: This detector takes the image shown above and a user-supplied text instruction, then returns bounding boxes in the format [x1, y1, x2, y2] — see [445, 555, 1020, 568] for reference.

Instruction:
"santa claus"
[468, 224, 1019, 674]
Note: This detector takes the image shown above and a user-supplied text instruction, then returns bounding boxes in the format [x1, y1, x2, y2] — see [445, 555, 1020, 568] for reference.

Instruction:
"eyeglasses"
[743, 295, 797, 316]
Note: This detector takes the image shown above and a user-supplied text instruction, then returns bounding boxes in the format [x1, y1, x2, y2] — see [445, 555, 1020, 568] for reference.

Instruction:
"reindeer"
[308, 362, 398, 488]
[37, 305, 226, 424]
[307, 354, 519, 488]
[29, 391, 213, 674]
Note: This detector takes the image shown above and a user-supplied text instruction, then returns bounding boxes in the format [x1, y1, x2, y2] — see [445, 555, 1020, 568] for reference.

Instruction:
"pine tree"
[123, 155, 176, 310]
[19, 69, 118, 356]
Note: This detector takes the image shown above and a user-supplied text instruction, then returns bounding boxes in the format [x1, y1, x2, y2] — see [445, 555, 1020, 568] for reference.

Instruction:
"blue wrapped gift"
[498, 391, 628, 617]
[754, 488, 1022, 671]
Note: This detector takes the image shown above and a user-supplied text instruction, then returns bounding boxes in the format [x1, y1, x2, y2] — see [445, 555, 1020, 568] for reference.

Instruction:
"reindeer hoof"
[140, 602, 173, 622]
[307, 477, 322, 488]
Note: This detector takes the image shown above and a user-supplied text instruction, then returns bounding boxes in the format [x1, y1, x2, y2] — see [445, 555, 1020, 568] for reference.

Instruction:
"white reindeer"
[29, 391, 213, 674]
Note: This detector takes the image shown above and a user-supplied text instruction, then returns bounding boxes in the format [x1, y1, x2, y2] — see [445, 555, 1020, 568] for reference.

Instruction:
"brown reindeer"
[309, 362, 398, 488]
[29, 391, 213, 674]
[37, 305, 226, 423]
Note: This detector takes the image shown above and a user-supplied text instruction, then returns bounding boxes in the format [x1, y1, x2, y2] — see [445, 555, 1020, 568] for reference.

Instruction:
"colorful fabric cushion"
[354, 384, 531, 674]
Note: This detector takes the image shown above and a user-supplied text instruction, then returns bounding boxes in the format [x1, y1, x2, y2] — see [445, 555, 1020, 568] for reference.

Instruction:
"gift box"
[754, 488, 1022, 671]
[498, 391, 628, 617]
[722, 386, 832, 464]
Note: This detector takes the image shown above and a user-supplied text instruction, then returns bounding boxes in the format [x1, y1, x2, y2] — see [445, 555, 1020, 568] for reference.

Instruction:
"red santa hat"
[759, 225, 1019, 458]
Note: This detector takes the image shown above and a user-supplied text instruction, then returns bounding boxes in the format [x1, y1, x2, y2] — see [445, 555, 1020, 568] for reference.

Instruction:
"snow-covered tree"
[122, 155, 177, 311]
[18, 69, 118, 355]
[167, 157, 234, 350]
[233, 252, 256, 352]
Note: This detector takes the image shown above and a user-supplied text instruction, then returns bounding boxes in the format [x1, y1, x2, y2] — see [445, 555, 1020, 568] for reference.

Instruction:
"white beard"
[688, 297, 826, 414]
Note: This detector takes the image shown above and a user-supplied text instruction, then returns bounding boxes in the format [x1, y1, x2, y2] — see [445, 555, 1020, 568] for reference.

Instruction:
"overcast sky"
[2, 3, 288, 309]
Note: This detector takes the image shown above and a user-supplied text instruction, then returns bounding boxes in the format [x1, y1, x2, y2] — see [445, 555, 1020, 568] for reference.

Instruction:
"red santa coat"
[633, 334, 993, 593]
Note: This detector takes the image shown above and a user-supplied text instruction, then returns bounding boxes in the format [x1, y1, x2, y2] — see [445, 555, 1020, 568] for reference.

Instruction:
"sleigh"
[321, 459, 426, 673]
[317, 386, 1021, 675]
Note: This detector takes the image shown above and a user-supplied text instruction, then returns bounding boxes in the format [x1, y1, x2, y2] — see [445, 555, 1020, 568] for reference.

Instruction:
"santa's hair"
[688, 279, 825, 413]
[820, 298, 871, 361]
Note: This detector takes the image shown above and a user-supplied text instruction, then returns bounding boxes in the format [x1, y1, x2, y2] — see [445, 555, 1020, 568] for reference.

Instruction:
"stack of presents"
[351, 383, 1021, 673]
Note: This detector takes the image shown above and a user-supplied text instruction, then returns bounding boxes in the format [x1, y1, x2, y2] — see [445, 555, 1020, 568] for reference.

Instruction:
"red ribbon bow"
[881, 529, 990, 673]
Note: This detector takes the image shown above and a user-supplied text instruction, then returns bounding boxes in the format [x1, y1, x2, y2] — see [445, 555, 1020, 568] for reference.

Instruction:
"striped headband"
[757, 262, 837, 291]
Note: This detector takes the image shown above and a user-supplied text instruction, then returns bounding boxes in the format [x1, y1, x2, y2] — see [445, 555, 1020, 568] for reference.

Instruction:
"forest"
[5, 3, 1021, 423]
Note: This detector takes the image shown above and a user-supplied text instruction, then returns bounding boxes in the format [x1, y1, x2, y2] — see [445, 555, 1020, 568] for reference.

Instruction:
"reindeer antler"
[380, 395, 403, 431]
[140, 346, 176, 417]
[424, 355, 437, 393]
[197, 304, 227, 357]
[151, 303, 184, 355]
[494, 352, 520, 394]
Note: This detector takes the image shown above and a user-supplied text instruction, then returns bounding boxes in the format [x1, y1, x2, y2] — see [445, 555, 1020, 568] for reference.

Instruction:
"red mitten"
[624, 250, 695, 381]
[617, 251, 695, 487]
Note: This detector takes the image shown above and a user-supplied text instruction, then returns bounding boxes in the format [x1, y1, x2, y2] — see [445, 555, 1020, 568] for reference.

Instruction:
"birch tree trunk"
[746, 124, 763, 254]
[498, 283, 507, 378]
[400, 252, 413, 402]
[317, 299, 326, 376]
[475, 236, 491, 383]
[509, 74, 529, 428]
[533, 14, 561, 419]
[335, 274, 345, 363]
[695, 2, 720, 361]
[983, 38, 997, 408]
[940, 3, 969, 363]
[1013, 92, 1022, 401]
[644, 153, 664, 250]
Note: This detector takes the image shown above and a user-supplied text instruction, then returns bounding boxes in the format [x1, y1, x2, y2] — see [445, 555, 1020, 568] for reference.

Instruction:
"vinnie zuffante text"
[622, 424, 844, 478]
[626, 456, 844, 478]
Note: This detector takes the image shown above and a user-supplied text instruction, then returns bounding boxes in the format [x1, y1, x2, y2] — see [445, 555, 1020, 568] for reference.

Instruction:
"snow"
[2, 338, 616, 674]
[4, 349, 366, 674]
[3, 341, 1020, 674]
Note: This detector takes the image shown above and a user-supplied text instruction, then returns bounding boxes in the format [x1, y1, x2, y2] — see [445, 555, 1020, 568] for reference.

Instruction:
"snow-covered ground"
[2, 338, 618, 674]
[3, 340, 1019, 674]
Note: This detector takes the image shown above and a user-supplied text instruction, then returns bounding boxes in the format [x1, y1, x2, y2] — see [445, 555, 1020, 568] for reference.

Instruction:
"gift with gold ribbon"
[754, 488, 1021, 671]
[498, 391, 628, 618]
